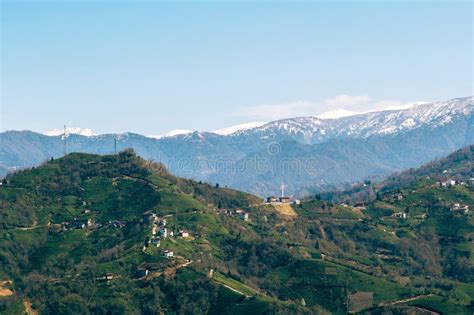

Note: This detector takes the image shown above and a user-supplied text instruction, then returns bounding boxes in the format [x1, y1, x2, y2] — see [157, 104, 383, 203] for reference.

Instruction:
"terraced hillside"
[0, 149, 472, 314]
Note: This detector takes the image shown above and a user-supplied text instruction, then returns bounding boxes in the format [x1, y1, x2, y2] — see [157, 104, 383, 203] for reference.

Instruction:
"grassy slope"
[1, 150, 473, 314]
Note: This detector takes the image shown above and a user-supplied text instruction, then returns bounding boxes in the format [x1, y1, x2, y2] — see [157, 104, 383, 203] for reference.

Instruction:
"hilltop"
[322, 145, 474, 203]
[0, 150, 473, 314]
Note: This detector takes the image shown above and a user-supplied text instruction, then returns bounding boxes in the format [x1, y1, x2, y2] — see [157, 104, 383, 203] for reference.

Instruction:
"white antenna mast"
[281, 181, 285, 197]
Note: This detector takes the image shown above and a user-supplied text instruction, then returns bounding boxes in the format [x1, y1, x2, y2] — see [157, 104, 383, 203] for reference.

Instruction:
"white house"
[279, 196, 291, 203]
[179, 231, 189, 238]
[236, 210, 249, 221]
[163, 250, 174, 258]
[452, 203, 469, 214]
[266, 196, 279, 203]
[394, 212, 407, 219]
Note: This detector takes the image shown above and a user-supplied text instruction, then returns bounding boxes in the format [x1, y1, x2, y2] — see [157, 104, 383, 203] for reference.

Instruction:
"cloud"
[323, 94, 370, 109]
[234, 94, 424, 121]
[233, 100, 315, 121]
[234, 95, 371, 121]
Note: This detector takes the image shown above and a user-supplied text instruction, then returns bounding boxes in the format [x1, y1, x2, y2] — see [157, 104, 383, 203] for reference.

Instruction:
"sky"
[1, 1, 473, 135]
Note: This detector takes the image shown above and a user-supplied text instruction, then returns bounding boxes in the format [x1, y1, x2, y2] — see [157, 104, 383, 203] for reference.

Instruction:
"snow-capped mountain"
[231, 96, 473, 144]
[148, 129, 193, 139]
[44, 127, 97, 137]
[212, 122, 267, 135]
[2, 96, 473, 197]
[315, 109, 362, 119]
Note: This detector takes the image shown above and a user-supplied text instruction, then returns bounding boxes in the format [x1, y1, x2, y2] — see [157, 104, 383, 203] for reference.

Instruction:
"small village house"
[179, 231, 189, 238]
[158, 227, 168, 238]
[279, 196, 291, 203]
[236, 210, 249, 221]
[163, 250, 174, 258]
[104, 273, 114, 281]
[452, 203, 469, 214]
[150, 237, 161, 247]
[354, 203, 367, 210]
[393, 212, 407, 219]
[266, 196, 279, 203]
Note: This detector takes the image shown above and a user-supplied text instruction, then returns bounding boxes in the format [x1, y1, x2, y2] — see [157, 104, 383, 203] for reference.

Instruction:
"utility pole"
[114, 137, 117, 154]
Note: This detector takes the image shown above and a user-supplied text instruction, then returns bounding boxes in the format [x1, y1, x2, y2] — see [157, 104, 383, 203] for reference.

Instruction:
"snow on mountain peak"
[148, 129, 193, 139]
[315, 109, 362, 119]
[212, 122, 267, 135]
[44, 127, 96, 137]
[233, 96, 473, 141]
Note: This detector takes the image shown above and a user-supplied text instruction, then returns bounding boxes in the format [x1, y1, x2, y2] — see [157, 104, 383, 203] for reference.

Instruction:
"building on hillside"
[158, 227, 168, 238]
[235, 210, 249, 221]
[354, 203, 367, 210]
[441, 179, 456, 187]
[65, 218, 92, 229]
[178, 231, 189, 238]
[266, 196, 279, 203]
[104, 273, 114, 281]
[267, 182, 292, 204]
[279, 196, 291, 203]
[469, 178, 474, 187]
[452, 203, 469, 214]
[293, 199, 301, 205]
[163, 250, 174, 258]
[393, 212, 407, 219]
[150, 237, 161, 247]
[108, 220, 125, 229]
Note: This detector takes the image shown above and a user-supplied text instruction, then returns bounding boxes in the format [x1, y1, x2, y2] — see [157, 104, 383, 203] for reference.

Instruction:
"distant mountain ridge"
[1, 96, 473, 196]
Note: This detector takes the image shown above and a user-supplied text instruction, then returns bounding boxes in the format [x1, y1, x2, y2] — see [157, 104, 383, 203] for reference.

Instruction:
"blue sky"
[1, 1, 472, 135]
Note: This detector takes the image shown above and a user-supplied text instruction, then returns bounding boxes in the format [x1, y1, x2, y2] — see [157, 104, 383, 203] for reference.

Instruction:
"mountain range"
[1, 96, 473, 196]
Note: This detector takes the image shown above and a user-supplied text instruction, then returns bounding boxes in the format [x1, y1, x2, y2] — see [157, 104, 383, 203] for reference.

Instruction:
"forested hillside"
[0, 150, 473, 314]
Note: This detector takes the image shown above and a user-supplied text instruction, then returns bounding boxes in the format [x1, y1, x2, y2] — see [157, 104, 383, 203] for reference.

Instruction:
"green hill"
[0, 149, 473, 314]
